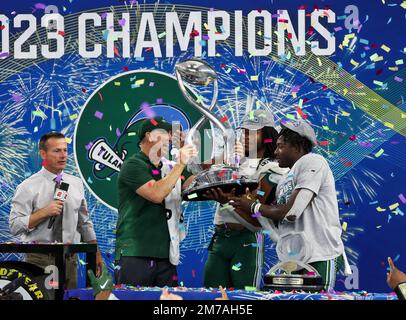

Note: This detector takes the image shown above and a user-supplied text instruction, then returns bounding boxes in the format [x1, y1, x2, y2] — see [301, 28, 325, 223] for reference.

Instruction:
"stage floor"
[64, 287, 398, 300]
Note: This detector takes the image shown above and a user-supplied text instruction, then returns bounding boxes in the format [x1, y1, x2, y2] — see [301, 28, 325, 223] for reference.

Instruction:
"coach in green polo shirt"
[115, 117, 197, 287]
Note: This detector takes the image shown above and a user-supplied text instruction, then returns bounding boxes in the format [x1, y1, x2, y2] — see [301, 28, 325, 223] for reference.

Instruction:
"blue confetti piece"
[256, 190, 265, 197]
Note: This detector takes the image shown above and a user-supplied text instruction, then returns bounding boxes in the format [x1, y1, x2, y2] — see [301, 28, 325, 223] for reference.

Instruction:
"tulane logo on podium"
[74, 70, 212, 211]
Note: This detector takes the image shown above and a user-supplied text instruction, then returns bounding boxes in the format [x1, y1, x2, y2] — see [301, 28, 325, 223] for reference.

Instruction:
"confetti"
[116, 128, 121, 137]
[342, 222, 348, 232]
[94, 111, 104, 120]
[264, 139, 273, 144]
[187, 193, 198, 200]
[124, 102, 130, 112]
[232, 263, 242, 271]
[374, 148, 384, 158]
[399, 194, 406, 204]
[376, 207, 386, 212]
[250, 75, 259, 81]
[152, 169, 160, 176]
[389, 203, 399, 211]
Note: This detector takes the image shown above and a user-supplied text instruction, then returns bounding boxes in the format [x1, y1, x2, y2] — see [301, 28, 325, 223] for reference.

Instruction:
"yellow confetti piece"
[350, 59, 359, 67]
[370, 53, 383, 62]
[250, 75, 259, 81]
[374, 148, 384, 158]
[204, 23, 209, 30]
[124, 102, 130, 112]
[158, 31, 166, 38]
[373, 80, 384, 86]
[401, 1, 406, 9]
[257, 30, 262, 36]
[249, 111, 254, 120]
[135, 79, 145, 86]
[298, 99, 303, 108]
[274, 78, 284, 84]
[401, 113, 406, 118]
[384, 122, 394, 129]
[65, 137, 72, 144]
[234, 86, 240, 93]
[292, 92, 297, 98]
[316, 57, 322, 66]
[389, 203, 399, 211]
[343, 88, 348, 95]
[395, 59, 404, 65]
[381, 44, 391, 52]
[69, 114, 78, 120]
[342, 222, 348, 232]
[341, 111, 351, 117]
[322, 125, 330, 131]
[335, 114, 338, 125]
[388, 67, 399, 71]
[376, 206, 386, 212]
[114, 82, 121, 86]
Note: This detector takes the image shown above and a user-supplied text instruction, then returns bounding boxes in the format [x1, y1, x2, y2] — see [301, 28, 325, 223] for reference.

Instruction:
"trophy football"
[175, 59, 258, 201]
[263, 232, 324, 292]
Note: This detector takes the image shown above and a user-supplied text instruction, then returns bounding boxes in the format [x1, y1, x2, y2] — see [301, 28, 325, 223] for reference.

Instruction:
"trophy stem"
[175, 63, 236, 166]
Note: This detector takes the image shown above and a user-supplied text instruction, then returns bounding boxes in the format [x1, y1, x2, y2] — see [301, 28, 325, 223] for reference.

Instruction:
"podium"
[0, 243, 97, 300]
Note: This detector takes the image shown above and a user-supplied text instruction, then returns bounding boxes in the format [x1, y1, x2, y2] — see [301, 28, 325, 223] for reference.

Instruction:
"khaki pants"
[25, 253, 78, 290]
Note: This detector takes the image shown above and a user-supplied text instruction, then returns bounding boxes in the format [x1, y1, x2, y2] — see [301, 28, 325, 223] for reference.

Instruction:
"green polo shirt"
[115, 150, 191, 261]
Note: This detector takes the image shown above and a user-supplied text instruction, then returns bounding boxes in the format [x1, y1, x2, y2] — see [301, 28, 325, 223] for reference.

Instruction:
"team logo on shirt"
[74, 70, 212, 210]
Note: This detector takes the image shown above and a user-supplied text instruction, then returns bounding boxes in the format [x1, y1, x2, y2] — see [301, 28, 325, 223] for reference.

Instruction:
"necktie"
[52, 177, 63, 243]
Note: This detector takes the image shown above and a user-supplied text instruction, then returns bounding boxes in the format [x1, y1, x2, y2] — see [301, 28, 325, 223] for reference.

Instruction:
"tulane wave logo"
[74, 70, 212, 210]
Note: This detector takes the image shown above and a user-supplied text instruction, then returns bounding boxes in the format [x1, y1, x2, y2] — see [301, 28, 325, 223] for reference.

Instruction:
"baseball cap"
[137, 116, 173, 141]
[280, 119, 317, 147]
[238, 109, 275, 130]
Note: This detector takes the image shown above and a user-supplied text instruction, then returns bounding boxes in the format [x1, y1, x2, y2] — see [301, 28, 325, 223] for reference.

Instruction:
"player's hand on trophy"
[203, 187, 236, 204]
[178, 144, 198, 165]
[45, 200, 64, 217]
[228, 187, 257, 213]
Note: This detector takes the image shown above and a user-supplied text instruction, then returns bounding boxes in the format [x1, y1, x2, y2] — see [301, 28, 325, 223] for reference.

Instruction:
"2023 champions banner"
[0, 0, 405, 292]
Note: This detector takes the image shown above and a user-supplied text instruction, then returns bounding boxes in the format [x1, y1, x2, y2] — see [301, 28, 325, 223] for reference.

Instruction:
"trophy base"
[263, 273, 324, 293]
[182, 181, 258, 201]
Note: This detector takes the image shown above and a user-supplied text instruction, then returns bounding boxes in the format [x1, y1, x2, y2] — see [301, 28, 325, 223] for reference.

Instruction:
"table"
[0, 243, 97, 300]
[64, 287, 398, 300]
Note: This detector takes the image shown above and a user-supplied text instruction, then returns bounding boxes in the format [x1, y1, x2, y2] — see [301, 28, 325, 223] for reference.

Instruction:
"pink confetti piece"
[141, 102, 156, 118]
[264, 139, 273, 143]
[359, 141, 373, 148]
[394, 76, 404, 82]
[116, 128, 121, 137]
[34, 3, 47, 10]
[94, 111, 104, 119]
[156, 98, 163, 104]
[291, 85, 301, 93]
[152, 169, 160, 176]
[85, 143, 93, 151]
[118, 18, 126, 26]
[11, 94, 23, 103]
[399, 194, 406, 204]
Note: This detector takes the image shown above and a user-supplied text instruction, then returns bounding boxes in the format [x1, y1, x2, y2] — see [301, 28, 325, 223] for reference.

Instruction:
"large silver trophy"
[175, 59, 258, 201]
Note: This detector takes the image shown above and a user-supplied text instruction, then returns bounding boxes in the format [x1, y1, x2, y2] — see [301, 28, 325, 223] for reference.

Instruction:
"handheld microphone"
[48, 182, 69, 229]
